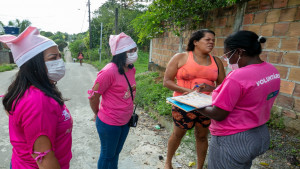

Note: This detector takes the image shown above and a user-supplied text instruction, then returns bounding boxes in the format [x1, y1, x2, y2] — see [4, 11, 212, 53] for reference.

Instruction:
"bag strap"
[212, 56, 219, 76]
[124, 73, 137, 114]
[124, 73, 133, 101]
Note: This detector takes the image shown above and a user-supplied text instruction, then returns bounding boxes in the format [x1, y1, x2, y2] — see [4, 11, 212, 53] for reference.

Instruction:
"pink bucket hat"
[0, 26, 57, 67]
[109, 32, 137, 56]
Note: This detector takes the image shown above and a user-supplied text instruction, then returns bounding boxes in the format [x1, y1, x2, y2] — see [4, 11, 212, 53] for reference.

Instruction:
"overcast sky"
[0, 0, 106, 34]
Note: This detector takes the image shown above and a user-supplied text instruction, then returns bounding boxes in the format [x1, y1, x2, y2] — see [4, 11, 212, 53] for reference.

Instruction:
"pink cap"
[109, 32, 137, 56]
[0, 26, 57, 67]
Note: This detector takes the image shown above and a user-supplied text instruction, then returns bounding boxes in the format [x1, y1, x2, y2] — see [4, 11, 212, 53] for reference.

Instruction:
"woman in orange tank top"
[163, 29, 226, 169]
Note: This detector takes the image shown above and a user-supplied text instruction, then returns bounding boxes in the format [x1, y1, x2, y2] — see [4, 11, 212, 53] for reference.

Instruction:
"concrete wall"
[149, 0, 300, 133]
[0, 51, 10, 64]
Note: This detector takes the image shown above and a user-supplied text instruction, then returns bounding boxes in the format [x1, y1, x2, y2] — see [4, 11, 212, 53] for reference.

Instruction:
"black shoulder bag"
[124, 73, 138, 127]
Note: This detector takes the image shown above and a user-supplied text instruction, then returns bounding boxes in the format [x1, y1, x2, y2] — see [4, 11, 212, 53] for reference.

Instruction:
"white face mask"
[222, 50, 240, 71]
[45, 59, 65, 82]
[126, 52, 138, 65]
[228, 57, 240, 70]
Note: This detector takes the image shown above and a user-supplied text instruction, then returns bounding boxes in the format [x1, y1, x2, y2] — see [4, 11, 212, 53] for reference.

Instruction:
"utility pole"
[88, 0, 92, 49]
[115, 8, 119, 34]
[99, 22, 103, 64]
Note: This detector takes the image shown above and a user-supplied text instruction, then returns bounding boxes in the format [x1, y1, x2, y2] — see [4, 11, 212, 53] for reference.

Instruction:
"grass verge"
[135, 72, 173, 116]
[0, 64, 17, 72]
[87, 50, 149, 74]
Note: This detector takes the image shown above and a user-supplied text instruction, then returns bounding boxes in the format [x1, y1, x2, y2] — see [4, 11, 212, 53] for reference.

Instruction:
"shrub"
[135, 72, 173, 116]
[0, 64, 16, 72]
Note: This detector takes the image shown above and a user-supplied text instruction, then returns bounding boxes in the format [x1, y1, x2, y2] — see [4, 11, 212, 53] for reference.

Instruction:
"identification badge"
[267, 90, 279, 100]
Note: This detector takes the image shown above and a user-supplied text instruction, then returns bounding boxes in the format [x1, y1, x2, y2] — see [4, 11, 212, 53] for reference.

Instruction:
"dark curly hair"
[186, 29, 215, 51]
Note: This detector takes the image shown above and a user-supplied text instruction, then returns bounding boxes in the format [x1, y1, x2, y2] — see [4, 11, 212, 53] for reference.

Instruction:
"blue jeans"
[96, 116, 130, 169]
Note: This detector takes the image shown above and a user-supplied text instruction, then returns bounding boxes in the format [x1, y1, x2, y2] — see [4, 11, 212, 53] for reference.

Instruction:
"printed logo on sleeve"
[62, 110, 71, 121]
[123, 84, 136, 99]
[267, 90, 279, 100]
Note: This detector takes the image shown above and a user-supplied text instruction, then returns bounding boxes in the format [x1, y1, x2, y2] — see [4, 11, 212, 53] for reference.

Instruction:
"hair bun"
[258, 36, 266, 43]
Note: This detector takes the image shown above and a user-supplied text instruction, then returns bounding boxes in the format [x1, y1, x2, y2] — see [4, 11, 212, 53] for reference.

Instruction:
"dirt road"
[0, 50, 181, 168]
[1, 47, 295, 169]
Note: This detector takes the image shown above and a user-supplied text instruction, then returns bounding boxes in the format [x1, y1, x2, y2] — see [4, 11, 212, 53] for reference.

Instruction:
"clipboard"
[166, 91, 212, 112]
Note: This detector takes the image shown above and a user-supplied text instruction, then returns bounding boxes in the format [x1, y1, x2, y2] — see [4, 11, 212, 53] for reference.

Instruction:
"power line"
[88, 0, 92, 49]
[80, 4, 88, 33]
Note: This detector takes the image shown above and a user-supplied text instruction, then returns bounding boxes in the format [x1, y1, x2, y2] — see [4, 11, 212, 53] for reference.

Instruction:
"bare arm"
[198, 106, 229, 121]
[163, 53, 193, 93]
[215, 57, 226, 85]
[31, 136, 61, 169]
[89, 83, 101, 115]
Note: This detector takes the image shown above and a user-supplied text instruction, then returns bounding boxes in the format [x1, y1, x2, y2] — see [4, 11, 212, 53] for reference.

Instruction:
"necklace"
[193, 52, 210, 65]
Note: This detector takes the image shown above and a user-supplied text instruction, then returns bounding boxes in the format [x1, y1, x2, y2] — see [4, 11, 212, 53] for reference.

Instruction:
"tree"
[41, 31, 69, 52]
[132, 0, 241, 43]
[7, 19, 31, 32]
[83, 1, 147, 59]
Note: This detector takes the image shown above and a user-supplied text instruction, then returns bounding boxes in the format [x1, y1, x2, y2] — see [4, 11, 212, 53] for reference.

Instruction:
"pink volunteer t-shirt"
[210, 62, 280, 136]
[94, 63, 136, 126]
[9, 86, 73, 169]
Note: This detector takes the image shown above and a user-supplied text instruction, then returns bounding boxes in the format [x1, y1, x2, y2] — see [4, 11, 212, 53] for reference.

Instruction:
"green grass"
[0, 64, 17, 72]
[87, 59, 110, 70]
[88, 50, 150, 73]
[135, 51, 149, 74]
[135, 72, 173, 116]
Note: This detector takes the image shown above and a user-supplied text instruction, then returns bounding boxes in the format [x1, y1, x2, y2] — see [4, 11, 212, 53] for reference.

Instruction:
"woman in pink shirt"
[88, 32, 137, 169]
[197, 31, 280, 168]
[77, 52, 84, 66]
[0, 26, 72, 169]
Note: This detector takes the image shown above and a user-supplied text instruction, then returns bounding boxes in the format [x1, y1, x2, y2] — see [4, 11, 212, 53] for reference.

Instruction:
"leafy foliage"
[40, 31, 68, 52]
[87, 50, 149, 74]
[0, 64, 17, 72]
[69, 38, 86, 58]
[68, 0, 149, 62]
[7, 19, 32, 33]
[132, 0, 240, 42]
[1, 19, 68, 54]
[135, 72, 172, 116]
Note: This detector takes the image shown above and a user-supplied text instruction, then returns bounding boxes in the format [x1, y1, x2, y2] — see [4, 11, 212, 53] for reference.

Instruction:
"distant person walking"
[88, 32, 138, 169]
[77, 52, 84, 66]
[197, 30, 280, 169]
[163, 29, 226, 169]
[0, 26, 72, 169]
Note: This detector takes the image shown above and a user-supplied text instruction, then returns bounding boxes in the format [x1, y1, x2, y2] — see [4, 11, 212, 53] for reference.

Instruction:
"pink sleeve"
[212, 78, 242, 112]
[95, 69, 114, 94]
[17, 95, 58, 154]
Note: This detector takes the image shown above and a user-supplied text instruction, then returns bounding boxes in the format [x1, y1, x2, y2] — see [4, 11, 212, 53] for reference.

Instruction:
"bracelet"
[87, 89, 100, 99]
[33, 149, 51, 163]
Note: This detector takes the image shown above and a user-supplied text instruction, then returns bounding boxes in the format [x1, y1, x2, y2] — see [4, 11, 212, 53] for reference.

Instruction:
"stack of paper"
[166, 91, 212, 112]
